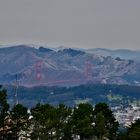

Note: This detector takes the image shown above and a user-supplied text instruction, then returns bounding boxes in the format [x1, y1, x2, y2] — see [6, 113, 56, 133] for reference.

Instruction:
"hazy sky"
[0, 0, 140, 50]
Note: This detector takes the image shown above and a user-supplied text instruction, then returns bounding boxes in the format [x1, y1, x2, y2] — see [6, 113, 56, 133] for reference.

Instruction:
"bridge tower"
[85, 60, 92, 81]
[35, 60, 43, 83]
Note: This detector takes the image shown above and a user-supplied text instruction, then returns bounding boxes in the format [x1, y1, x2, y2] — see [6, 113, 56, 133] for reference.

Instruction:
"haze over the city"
[0, 0, 140, 50]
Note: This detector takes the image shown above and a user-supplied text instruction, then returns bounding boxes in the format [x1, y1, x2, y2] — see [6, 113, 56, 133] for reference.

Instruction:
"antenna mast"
[14, 74, 19, 106]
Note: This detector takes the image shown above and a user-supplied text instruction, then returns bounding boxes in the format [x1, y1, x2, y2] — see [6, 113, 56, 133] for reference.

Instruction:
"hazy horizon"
[0, 0, 140, 50]
[0, 43, 140, 51]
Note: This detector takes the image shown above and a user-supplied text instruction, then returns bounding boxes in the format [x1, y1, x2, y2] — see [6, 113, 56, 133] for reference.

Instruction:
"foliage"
[117, 119, 140, 140]
[93, 103, 119, 140]
[6, 84, 140, 107]
[31, 103, 72, 140]
[1, 85, 140, 140]
[9, 104, 29, 140]
[70, 103, 94, 140]
[0, 85, 10, 140]
[127, 119, 140, 140]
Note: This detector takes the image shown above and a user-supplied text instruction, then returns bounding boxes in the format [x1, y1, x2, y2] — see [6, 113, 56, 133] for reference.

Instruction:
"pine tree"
[10, 104, 29, 140]
[71, 103, 94, 140]
[0, 86, 10, 140]
[93, 103, 119, 140]
[128, 119, 140, 140]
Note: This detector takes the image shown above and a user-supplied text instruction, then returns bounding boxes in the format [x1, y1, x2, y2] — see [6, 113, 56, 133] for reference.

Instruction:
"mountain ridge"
[0, 44, 140, 87]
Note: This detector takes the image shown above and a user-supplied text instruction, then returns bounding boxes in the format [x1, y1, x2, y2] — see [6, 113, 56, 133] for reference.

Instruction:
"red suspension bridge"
[34, 59, 93, 86]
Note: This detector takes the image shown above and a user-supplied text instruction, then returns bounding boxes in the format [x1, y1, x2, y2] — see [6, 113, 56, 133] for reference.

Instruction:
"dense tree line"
[0, 86, 140, 140]
[6, 84, 140, 108]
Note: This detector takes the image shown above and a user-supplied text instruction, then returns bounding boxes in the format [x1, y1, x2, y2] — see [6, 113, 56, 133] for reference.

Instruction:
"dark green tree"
[55, 104, 72, 140]
[0, 86, 10, 140]
[31, 103, 58, 140]
[10, 104, 29, 140]
[93, 103, 119, 140]
[117, 119, 140, 140]
[71, 103, 94, 140]
[95, 112, 109, 140]
[127, 119, 140, 140]
[117, 132, 128, 140]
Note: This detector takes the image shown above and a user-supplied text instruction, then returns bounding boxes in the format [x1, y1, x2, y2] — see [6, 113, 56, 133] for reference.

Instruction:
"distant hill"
[0, 45, 140, 86]
[5, 84, 140, 107]
[86, 48, 140, 60]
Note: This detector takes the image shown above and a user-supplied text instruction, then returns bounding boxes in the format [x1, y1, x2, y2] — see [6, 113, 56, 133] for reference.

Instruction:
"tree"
[117, 132, 128, 140]
[93, 103, 119, 140]
[71, 103, 94, 140]
[10, 104, 29, 140]
[117, 119, 140, 140]
[31, 103, 58, 140]
[0, 86, 10, 140]
[127, 119, 140, 140]
[95, 112, 109, 140]
[55, 104, 72, 140]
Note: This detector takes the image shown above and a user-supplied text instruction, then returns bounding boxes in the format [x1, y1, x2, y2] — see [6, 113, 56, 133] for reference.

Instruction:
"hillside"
[0, 45, 140, 86]
[5, 84, 140, 108]
[86, 48, 140, 60]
